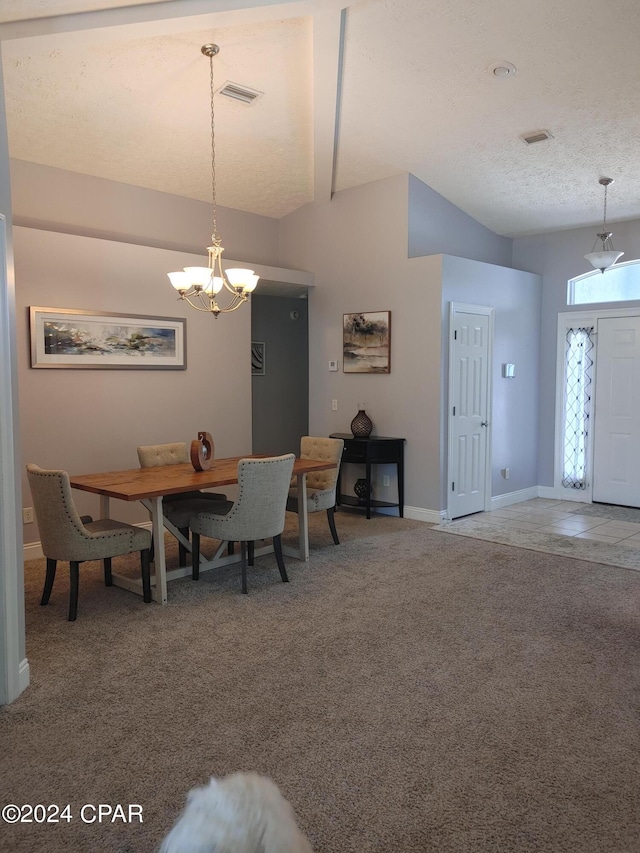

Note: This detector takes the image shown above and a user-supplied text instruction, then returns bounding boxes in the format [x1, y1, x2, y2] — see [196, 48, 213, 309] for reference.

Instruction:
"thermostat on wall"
[329, 360, 339, 372]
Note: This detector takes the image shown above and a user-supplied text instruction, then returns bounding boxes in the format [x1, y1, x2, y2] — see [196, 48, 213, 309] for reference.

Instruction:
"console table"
[330, 434, 405, 519]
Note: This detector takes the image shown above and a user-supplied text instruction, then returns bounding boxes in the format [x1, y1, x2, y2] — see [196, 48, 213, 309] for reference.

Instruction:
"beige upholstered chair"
[286, 436, 344, 544]
[26, 463, 152, 621]
[137, 442, 229, 566]
[190, 454, 295, 594]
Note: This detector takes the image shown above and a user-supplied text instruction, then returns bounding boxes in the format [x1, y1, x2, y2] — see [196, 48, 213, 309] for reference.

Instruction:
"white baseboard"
[403, 505, 445, 524]
[537, 485, 560, 499]
[490, 486, 539, 510]
[23, 540, 43, 561]
[19, 658, 30, 694]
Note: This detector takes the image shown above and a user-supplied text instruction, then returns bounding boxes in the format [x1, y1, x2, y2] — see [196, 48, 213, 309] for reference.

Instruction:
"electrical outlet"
[23, 507, 34, 524]
[331, 399, 338, 411]
[383, 475, 390, 486]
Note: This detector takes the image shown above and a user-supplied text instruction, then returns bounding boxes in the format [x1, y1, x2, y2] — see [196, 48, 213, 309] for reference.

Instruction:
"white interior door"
[593, 315, 640, 507]
[448, 304, 492, 519]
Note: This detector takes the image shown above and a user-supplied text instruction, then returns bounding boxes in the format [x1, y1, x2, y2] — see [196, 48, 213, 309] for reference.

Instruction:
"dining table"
[69, 455, 336, 604]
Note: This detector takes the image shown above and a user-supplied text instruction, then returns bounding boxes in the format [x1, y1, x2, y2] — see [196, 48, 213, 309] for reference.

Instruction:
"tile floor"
[471, 498, 640, 547]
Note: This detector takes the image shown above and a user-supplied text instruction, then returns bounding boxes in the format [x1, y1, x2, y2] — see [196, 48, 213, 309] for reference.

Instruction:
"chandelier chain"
[602, 182, 608, 232]
[209, 54, 217, 244]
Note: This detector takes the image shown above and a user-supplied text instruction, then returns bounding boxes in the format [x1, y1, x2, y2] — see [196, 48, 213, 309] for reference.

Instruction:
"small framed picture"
[343, 311, 391, 373]
[251, 341, 266, 375]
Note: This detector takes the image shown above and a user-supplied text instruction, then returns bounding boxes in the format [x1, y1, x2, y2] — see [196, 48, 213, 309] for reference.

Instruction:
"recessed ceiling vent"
[217, 81, 263, 105]
[521, 130, 554, 145]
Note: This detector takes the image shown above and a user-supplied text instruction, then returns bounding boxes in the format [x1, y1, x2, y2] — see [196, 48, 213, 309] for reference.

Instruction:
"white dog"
[159, 772, 313, 853]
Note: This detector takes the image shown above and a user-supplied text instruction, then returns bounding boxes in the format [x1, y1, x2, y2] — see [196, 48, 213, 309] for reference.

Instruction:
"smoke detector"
[521, 130, 554, 145]
[487, 61, 517, 78]
[217, 81, 263, 104]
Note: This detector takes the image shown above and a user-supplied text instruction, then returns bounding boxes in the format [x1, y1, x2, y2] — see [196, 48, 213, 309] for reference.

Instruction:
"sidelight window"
[562, 327, 594, 489]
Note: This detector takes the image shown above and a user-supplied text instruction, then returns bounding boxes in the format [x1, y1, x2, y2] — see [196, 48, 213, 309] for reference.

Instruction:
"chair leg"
[68, 561, 80, 622]
[327, 507, 340, 545]
[178, 526, 189, 567]
[140, 549, 152, 603]
[191, 532, 200, 580]
[248, 540, 255, 566]
[41, 558, 57, 605]
[103, 557, 113, 586]
[149, 536, 155, 563]
[240, 541, 248, 594]
[273, 534, 289, 583]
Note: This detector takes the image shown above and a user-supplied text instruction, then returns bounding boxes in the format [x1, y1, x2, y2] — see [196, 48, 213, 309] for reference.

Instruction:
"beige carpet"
[3, 510, 640, 852]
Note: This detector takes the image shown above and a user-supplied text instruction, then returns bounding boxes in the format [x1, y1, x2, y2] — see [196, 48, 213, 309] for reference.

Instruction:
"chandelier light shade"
[168, 44, 258, 317]
[584, 177, 624, 274]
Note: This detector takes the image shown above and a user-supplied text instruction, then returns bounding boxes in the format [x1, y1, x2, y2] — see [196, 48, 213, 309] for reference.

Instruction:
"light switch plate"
[329, 360, 338, 371]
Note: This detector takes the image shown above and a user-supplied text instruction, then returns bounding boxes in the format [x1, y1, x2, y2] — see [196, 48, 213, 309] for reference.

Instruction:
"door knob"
[480, 421, 488, 427]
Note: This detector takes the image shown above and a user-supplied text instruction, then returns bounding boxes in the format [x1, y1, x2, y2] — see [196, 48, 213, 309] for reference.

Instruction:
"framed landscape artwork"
[343, 311, 391, 373]
[29, 307, 186, 369]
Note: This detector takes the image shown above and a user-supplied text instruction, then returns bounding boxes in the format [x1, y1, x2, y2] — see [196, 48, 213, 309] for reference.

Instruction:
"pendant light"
[584, 177, 624, 273]
[167, 44, 258, 317]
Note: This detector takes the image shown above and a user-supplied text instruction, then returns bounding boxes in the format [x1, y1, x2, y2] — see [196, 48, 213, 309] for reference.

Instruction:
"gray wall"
[16, 227, 253, 540]
[513, 219, 640, 486]
[251, 294, 309, 456]
[408, 174, 513, 267]
[10, 160, 280, 265]
[440, 255, 542, 507]
[279, 173, 539, 515]
[279, 174, 448, 515]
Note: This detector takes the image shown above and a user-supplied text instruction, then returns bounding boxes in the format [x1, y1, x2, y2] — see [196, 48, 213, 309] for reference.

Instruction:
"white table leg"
[100, 495, 110, 518]
[150, 496, 168, 605]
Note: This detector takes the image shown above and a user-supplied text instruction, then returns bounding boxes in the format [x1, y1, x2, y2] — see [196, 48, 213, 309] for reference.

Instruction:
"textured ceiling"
[2, 0, 640, 237]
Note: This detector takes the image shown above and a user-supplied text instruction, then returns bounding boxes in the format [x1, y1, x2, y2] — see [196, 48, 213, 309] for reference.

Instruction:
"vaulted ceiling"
[2, 0, 639, 237]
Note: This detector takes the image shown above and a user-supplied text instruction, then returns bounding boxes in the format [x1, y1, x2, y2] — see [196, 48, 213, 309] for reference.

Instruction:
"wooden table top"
[69, 456, 336, 501]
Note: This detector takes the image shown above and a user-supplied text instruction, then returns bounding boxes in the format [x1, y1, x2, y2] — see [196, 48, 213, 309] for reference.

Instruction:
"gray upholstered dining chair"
[26, 463, 152, 621]
[137, 441, 229, 567]
[286, 436, 344, 545]
[190, 454, 295, 594]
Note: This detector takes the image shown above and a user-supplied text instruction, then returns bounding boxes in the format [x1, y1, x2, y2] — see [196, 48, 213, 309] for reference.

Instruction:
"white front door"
[448, 304, 492, 519]
[593, 315, 640, 507]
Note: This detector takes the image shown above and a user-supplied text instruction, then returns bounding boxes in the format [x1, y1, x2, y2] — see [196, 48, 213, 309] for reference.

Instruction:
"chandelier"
[168, 44, 259, 317]
[584, 177, 624, 274]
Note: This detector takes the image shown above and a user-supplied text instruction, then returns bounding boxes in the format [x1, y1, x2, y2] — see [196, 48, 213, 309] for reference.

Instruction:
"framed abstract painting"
[29, 307, 186, 369]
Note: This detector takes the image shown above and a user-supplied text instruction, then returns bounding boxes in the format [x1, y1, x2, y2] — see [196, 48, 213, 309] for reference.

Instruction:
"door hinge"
[452, 406, 456, 416]
[454, 330, 457, 340]
[451, 481, 455, 492]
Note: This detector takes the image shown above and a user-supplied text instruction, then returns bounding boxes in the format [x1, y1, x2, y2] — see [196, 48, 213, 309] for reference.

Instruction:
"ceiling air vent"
[217, 81, 263, 105]
[521, 130, 554, 145]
